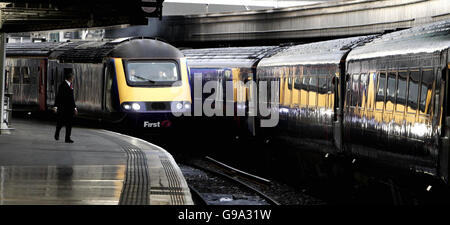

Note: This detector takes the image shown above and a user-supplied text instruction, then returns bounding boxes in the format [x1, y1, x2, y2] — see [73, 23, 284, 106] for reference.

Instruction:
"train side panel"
[345, 53, 443, 173]
[6, 57, 43, 111]
[257, 64, 337, 150]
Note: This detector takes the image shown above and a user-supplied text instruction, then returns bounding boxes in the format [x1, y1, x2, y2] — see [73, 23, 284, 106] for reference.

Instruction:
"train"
[183, 20, 450, 198]
[5, 37, 192, 130]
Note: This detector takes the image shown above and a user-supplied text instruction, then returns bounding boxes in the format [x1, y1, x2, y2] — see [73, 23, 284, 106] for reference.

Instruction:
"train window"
[351, 74, 360, 107]
[302, 76, 309, 91]
[294, 76, 301, 90]
[21, 67, 31, 84]
[318, 77, 327, 94]
[420, 70, 434, 114]
[386, 72, 396, 107]
[419, 83, 429, 114]
[5, 70, 9, 91]
[287, 75, 292, 90]
[125, 60, 180, 87]
[12, 66, 20, 84]
[310, 76, 318, 92]
[376, 72, 386, 105]
[273, 77, 281, 106]
[280, 76, 286, 105]
[396, 72, 408, 112]
[105, 62, 115, 112]
[360, 73, 368, 110]
[345, 74, 351, 109]
[407, 71, 420, 113]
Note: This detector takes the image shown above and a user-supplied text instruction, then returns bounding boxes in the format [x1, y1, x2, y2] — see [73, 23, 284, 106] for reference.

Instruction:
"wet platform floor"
[0, 118, 192, 205]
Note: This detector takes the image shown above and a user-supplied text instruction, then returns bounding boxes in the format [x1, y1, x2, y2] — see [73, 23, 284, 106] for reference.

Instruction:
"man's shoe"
[54, 134, 59, 141]
[65, 139, 74, 143]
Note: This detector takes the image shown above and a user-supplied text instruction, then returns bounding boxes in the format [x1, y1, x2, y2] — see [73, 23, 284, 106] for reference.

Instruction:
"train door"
[440, 65, 450, 182]
[216, 68, 231, 116]
[38, 59, 46, 111]
[333, 65, 345, 152]
[47, 66, 57, 107]
[47, 62, 63, 107]
[103, 60, 118, 116]
[246, 69, 257, 136]
[223, 69, 233, 116]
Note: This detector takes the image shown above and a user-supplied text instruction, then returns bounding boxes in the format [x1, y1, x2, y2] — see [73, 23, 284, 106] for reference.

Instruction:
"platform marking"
[159, 155, 186, 205]
[97, 129, 193, 205]
[119, 146, 150, 205]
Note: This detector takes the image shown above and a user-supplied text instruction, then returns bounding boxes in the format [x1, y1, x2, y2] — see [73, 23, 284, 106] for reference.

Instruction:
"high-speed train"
[183, 20, 450, 191]
[5, 37, 192, 129]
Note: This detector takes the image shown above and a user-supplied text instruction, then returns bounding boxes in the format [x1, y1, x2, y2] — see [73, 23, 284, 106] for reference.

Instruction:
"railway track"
[179, 156, 281, 205]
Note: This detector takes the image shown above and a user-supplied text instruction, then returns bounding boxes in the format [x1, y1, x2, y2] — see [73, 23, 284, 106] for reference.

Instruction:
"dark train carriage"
[257, 36, 374, 153]
[346, 20, 450, 181]
[6, 42, 62, 111]
[46, 41, 103, 115]
[182, 46, 281, 136]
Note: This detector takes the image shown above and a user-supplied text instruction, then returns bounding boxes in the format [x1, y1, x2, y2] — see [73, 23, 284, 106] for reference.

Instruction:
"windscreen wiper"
[133, 75, 156, 83]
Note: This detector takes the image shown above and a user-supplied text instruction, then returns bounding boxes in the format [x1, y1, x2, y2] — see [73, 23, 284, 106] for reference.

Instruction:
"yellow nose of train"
[114, 57, 191, 113]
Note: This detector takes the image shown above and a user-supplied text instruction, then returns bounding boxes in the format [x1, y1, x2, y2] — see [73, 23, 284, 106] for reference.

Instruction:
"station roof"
[0, 0, 163, 32]
[162, 0, 330, 15]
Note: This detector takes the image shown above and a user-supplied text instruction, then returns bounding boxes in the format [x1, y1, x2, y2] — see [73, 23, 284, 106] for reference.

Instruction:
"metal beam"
[0, 32, 8, 134]
[0, 0, 165, 32]
[108, 0, 450, 46]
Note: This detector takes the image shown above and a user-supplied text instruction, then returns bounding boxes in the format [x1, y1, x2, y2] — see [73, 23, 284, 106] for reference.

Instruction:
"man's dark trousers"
[54, 81, 76, 142]
[55, 111, 73, 141]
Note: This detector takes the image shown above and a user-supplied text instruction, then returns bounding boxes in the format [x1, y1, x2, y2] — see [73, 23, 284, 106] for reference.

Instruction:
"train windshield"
[125, 60, 180, 86]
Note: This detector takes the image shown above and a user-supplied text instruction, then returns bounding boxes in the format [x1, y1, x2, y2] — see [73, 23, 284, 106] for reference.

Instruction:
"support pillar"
[0, 32, 9, 134]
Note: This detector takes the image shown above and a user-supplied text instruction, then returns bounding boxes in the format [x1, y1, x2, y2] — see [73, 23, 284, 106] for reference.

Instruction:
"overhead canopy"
[0, 0, 164, 32]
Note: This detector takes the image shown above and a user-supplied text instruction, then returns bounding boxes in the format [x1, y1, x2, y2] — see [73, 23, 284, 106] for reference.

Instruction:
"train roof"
[258, 36, 375, 67]
[6, 41, 63, 57]
[182, 46, 282, 68]
[347, 19, 450, 62]
[6, 37, 184, 63]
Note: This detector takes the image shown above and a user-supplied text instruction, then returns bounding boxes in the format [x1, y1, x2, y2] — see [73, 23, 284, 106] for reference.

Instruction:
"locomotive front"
[107, 38, 191, 129]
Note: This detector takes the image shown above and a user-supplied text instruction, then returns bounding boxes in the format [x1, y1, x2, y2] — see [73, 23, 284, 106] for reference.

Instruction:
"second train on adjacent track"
[183, 20, 450, 191]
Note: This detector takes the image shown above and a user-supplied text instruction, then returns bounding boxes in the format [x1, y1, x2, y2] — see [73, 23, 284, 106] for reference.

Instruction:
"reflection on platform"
[0, 165, 125, 205]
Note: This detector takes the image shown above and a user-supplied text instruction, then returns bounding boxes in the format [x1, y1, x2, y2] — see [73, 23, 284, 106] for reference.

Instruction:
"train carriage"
[182, 46, 282, 136]
[345, 20, 450, 181]
[6, 42, 62, 112]
[257, 36, 375, 153]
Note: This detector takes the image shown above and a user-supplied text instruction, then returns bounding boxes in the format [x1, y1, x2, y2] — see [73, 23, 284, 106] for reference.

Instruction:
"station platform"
[0, 118, 193, 205]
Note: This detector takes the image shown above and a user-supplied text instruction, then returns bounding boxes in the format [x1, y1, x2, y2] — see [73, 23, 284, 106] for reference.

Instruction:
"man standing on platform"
[54, 73, 77, 143]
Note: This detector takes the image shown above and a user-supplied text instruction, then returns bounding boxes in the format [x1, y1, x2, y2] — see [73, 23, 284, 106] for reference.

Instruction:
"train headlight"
[132, 103, 141, 111]
[176, 102, 183, 110]
[123, 104, 131, 110]
[184, 102, 191, 110]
